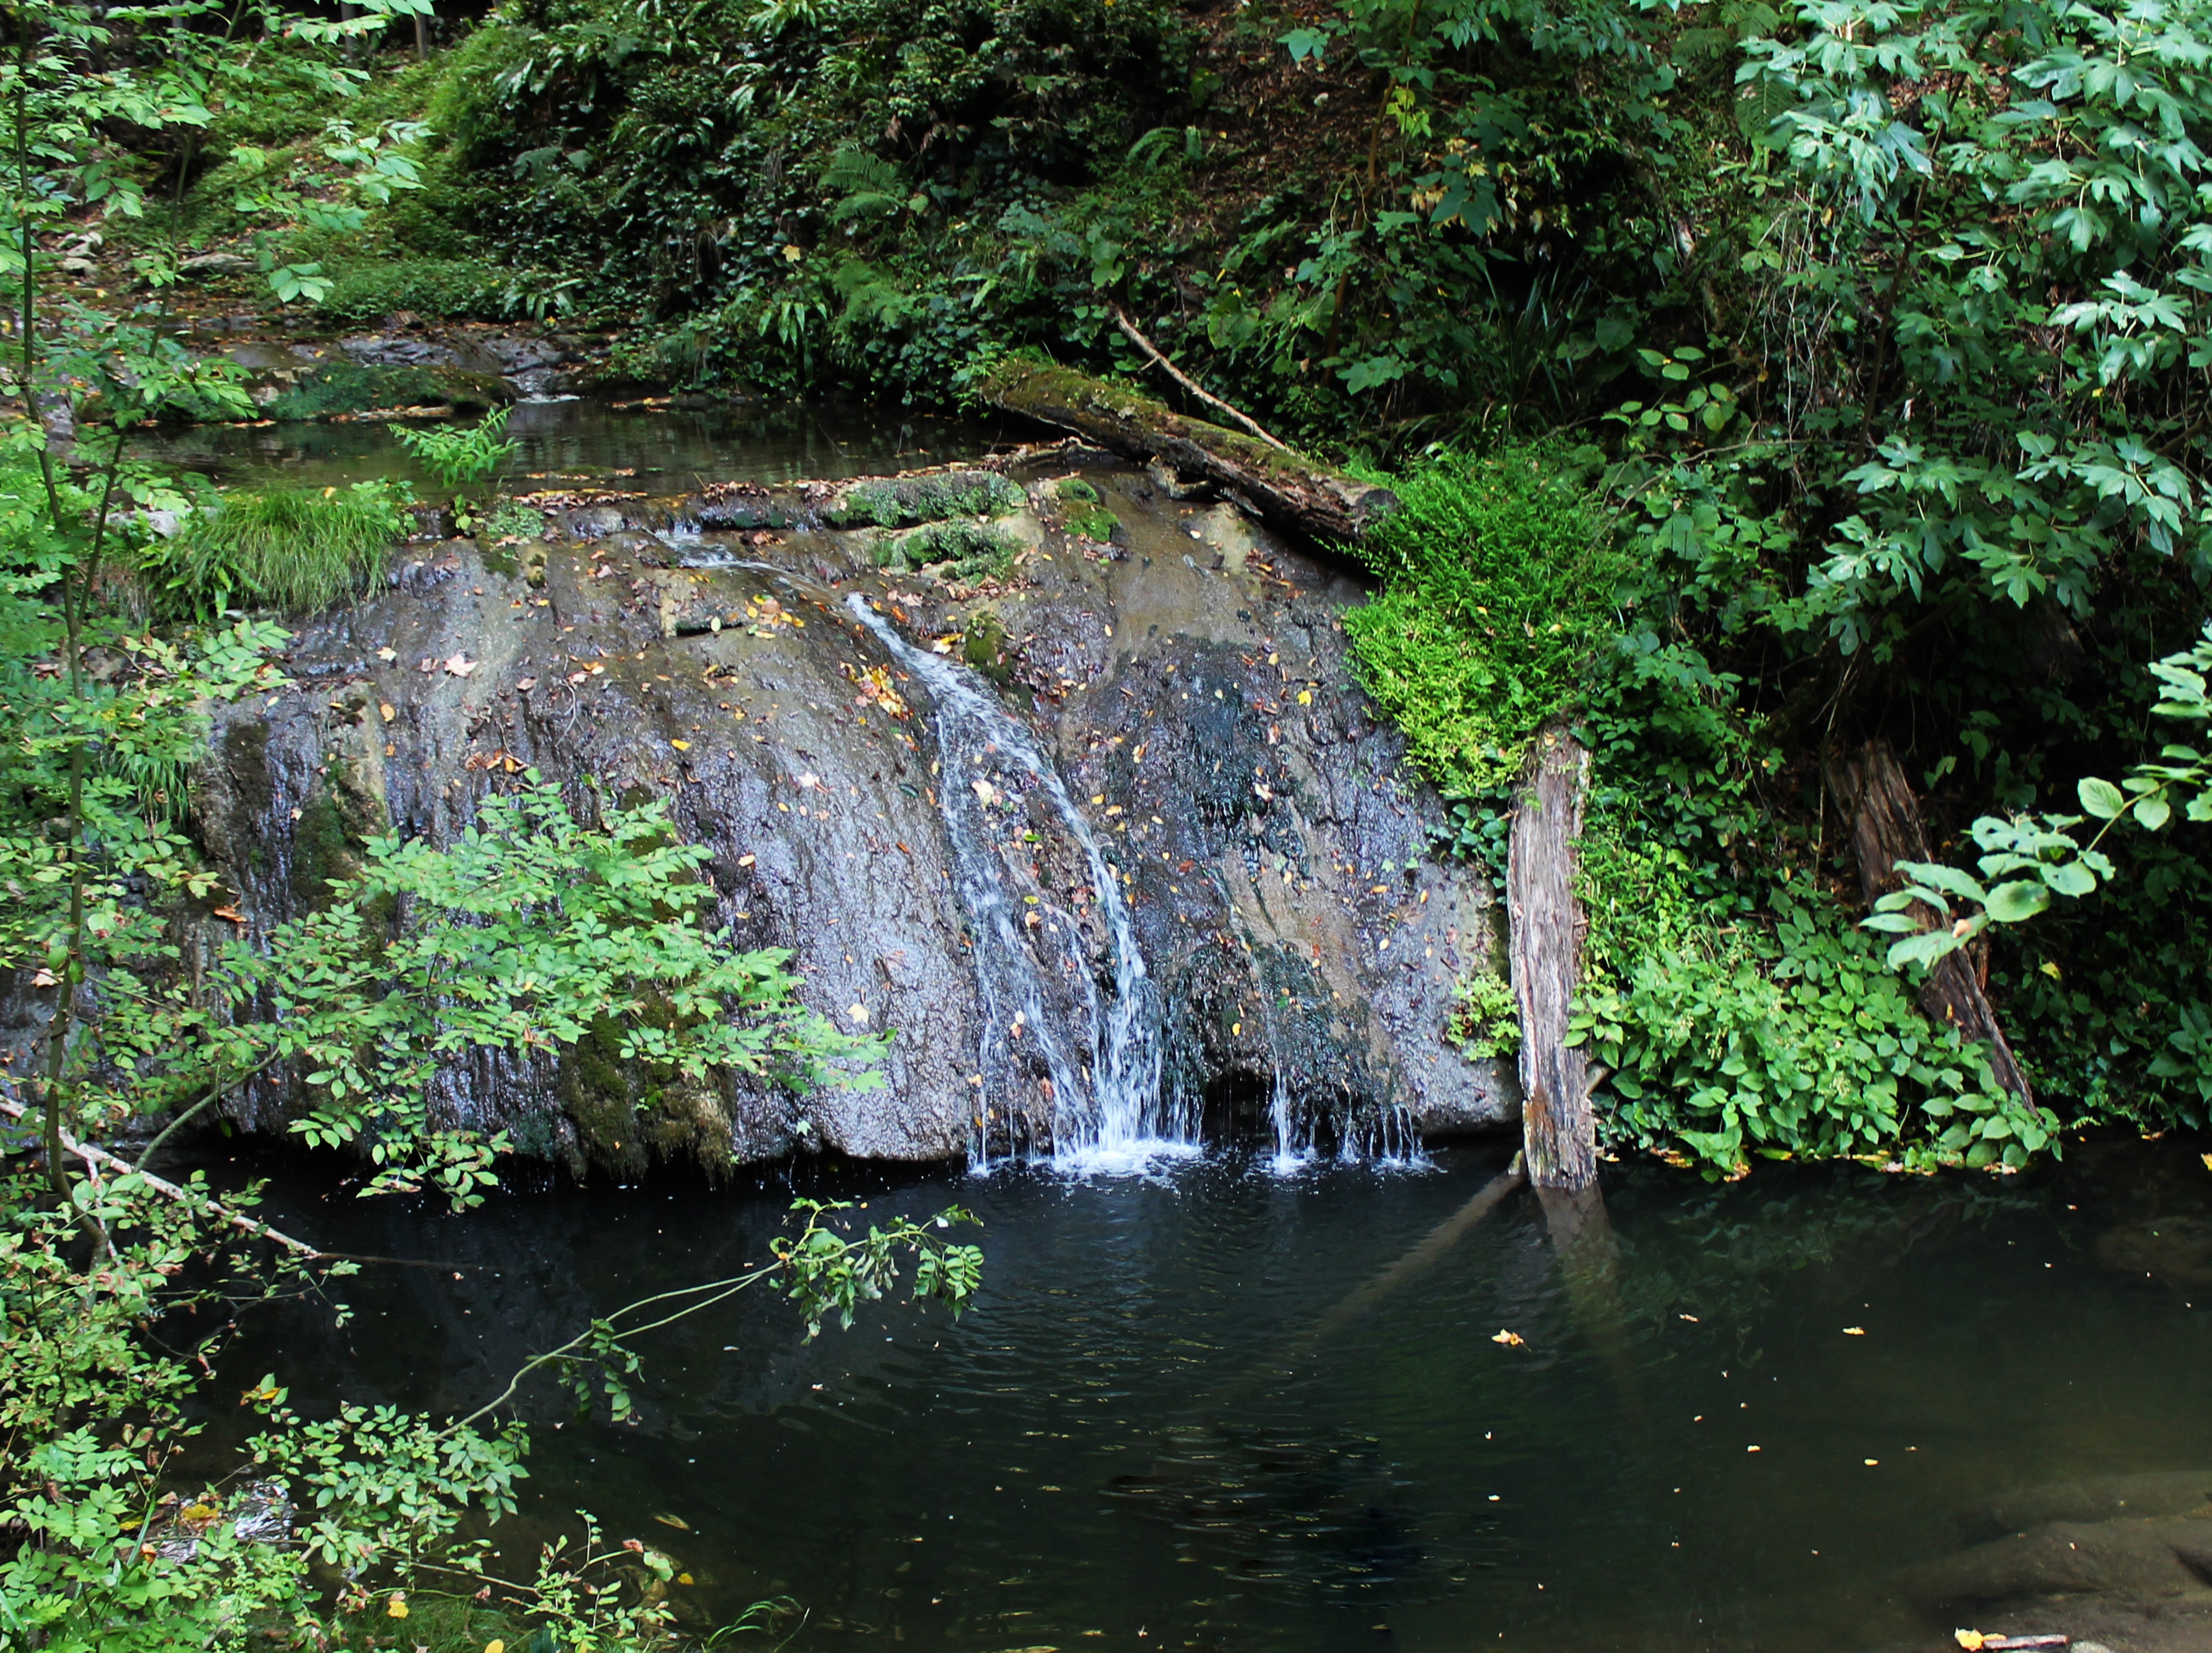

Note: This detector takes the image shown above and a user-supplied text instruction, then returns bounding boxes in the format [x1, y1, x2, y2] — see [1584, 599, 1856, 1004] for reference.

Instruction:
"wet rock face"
[188, 455, 1515, 1176]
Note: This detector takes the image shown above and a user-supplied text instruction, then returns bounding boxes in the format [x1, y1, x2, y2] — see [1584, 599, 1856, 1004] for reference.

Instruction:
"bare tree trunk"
[1508, 726, 1596, 1191]
[979, 359, 1398, 544]
[1828, 738, 2034, 1102]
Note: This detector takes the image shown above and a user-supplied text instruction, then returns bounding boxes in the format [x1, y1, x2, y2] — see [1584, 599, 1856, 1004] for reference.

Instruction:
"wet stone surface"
[183, 451, 1515, 1176]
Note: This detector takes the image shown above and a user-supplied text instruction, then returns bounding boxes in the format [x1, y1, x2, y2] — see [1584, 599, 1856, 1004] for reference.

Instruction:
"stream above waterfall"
[205, 1135, 2211, 1653]
[142, 398, 1002, 492]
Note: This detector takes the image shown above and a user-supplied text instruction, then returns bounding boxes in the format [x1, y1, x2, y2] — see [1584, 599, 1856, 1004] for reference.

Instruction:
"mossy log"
[1829, 738, 2035, 1103]
[1507, 725, 1597, 1191]
[980, 360, 1398, 543]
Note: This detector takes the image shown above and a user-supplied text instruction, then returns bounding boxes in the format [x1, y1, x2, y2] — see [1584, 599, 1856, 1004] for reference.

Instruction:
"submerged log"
[1828, 739, 2035, 1103]
[979, 359, 1398, 544]
[1507, 726, 1597, 1191]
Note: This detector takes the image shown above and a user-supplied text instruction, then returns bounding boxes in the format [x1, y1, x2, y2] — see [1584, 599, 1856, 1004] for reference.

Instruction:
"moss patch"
[827, 471, 1023, 528]
[879, 521, 1015, 582]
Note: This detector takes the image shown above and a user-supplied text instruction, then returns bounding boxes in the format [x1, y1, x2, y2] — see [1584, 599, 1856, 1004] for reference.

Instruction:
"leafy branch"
[448, 1198, 983, 1434]
[1867, 621, 2212, 970]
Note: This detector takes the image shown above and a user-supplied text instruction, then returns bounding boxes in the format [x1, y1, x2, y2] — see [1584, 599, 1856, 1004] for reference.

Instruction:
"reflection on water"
[140, 399, 1009, 493]
[216, 1138, 2212, 1652]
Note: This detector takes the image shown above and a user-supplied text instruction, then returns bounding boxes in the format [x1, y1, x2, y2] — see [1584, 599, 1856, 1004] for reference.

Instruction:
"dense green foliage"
[1344, 453, 1625, 793]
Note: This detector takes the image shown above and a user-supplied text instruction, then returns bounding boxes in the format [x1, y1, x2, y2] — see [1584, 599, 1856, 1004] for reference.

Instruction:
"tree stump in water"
[979, 360, 1398, 544]
[1828, 738, 2035, 1104]
[1507, 726, 1596, 1191]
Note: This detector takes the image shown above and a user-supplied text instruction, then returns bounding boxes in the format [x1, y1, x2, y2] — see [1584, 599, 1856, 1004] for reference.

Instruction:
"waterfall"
[845, 595, 1187, 1172]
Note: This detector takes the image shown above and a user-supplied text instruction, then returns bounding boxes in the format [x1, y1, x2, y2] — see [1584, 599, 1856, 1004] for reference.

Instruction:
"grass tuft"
[152, 482, 409, 616]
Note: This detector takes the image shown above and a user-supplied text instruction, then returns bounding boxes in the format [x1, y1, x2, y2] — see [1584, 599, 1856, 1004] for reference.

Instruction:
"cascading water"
[845, 594, 1188, 1171]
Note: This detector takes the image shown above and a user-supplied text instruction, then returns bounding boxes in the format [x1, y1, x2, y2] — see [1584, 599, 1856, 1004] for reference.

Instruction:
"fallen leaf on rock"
[848, 1004, 870, 1025]
[567, 671, 589, 684]
[443, 654, 477, 678]
[417, 657, 436, 673]
[516, 677, 537, 691]
[671, 739, 691, 751]
[738, 853, 756, 867]
[1491, 1330, 1525, 1347]
[375, 647, 397, 663]
[797, 772, 820, 789]
[379, 703, 396, 723]
[972, 779, 999, 805]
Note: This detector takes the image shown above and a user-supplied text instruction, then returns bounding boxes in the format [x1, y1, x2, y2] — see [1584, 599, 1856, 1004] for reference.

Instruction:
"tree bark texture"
[979, 360, 1399, 544]
[1507, 726, 1596, 1191]
[1828, 738, 2035, 1103]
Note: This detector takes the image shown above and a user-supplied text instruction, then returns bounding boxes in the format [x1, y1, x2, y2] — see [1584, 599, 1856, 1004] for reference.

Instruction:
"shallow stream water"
[143, 398, 1002, 491]
[219, 1137, 2212, 1653]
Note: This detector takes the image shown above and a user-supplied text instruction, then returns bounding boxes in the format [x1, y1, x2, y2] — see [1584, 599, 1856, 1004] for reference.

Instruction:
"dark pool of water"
[214, 1136, 2212, 1653]
[142, 398, 1010, 492]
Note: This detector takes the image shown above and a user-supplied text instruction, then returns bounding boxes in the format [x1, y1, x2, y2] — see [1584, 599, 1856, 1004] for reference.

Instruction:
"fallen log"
[1507, 725, 1598, 1191]
[1828, 739, 2035, 1103]
[979, 359, 1398, 544]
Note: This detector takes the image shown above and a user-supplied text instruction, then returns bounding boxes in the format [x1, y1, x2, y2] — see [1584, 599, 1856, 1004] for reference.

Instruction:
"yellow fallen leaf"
[1296, 689, 1312, 705]
[486, 1642, 506, 1653]
[378, 702, 395, 723]
[1746, 1445, 1761, 1453]
[671, 739, 691, 751]
[676, 1574, 694, 1586]
[1843, 1326, 1866, 1336]
[2202, 1152, 2212, 1174]
[1864, 1458, 1879, 1466]
[1955, 1632, 1986, 1651]
[1491, 1329, 1525, 1347]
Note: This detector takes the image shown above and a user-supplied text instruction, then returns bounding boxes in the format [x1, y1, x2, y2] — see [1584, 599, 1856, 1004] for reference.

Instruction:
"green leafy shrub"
[149, 482, 410, 616]
[1449, 967, 1519, 1060]
[1573, 881, 2049, 1175]
[393, 404, 518, 491]
[1344, 450, 1626, 793]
